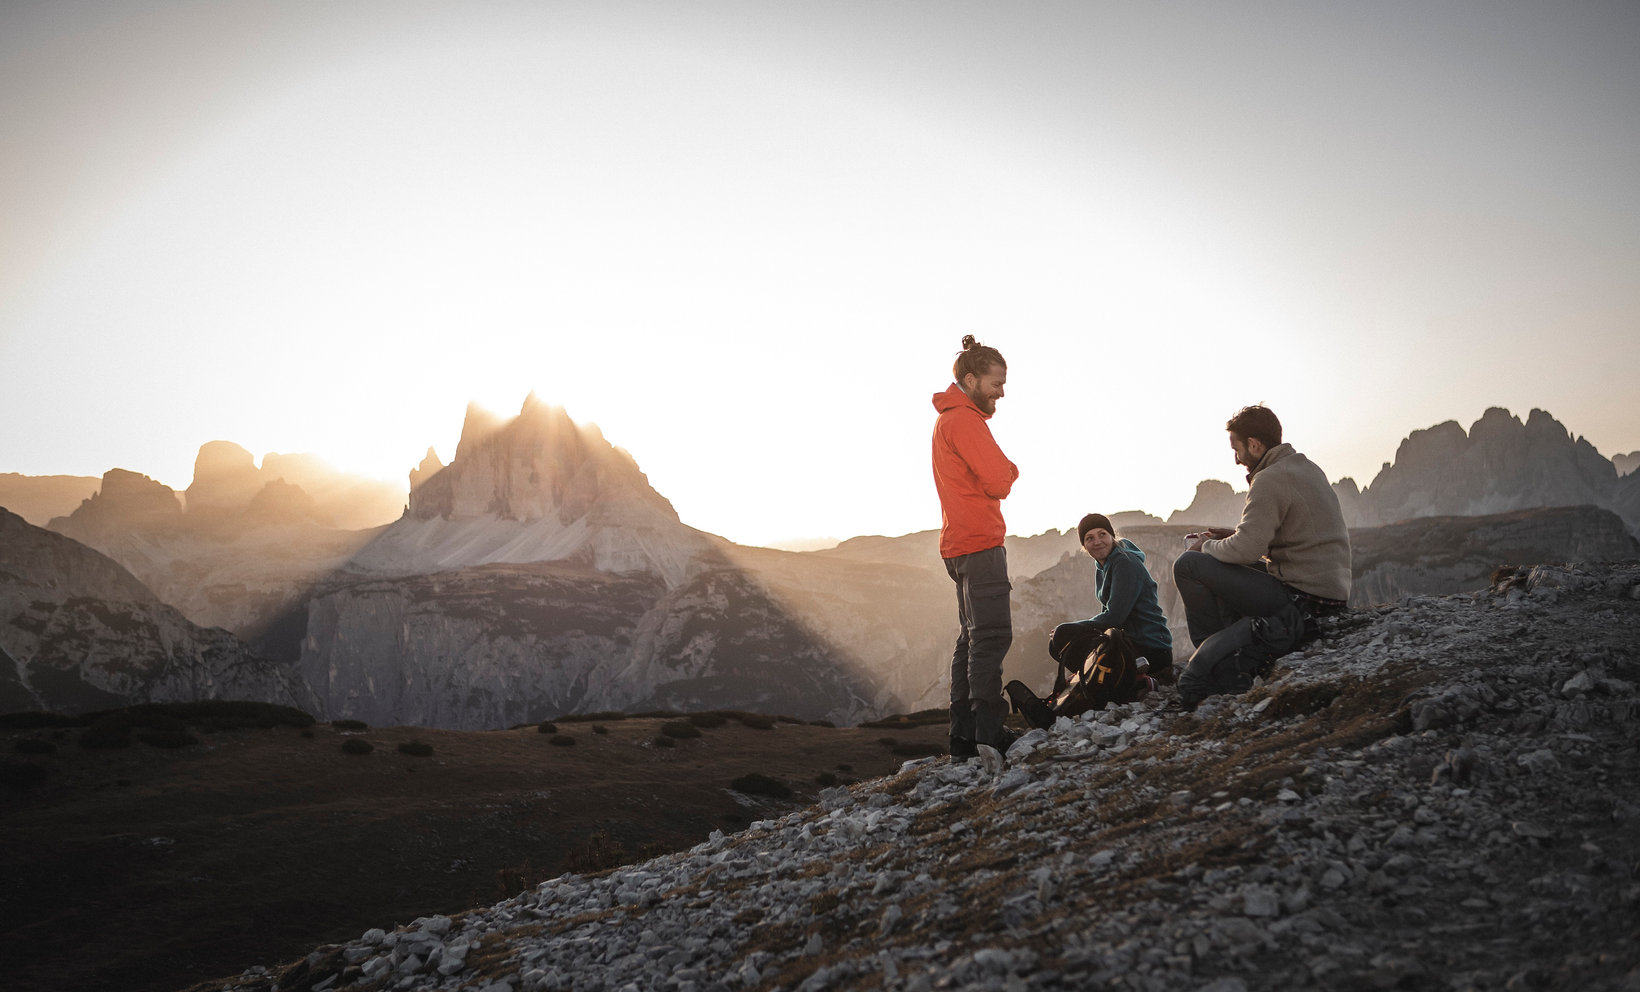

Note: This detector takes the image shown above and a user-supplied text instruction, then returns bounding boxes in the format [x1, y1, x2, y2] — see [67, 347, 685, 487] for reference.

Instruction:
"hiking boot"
[994, 727, 1020, 756]
[949, 736, 978, 762]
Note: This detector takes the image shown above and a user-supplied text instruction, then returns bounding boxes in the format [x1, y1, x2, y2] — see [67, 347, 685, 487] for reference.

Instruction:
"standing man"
[1173, 404, 1352, 647]
[932, 334, 1018, 759]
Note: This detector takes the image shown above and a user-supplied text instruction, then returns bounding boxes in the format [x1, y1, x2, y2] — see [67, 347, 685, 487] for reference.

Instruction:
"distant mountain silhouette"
[1358, 407, 1630, 527]
[354, 394, 716, 584]
[0, 472, 99, 526]
[8, 401, 1638, 729]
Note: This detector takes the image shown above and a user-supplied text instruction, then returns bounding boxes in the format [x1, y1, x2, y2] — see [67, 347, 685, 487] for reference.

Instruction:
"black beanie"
[1077, 513, 1114, 544]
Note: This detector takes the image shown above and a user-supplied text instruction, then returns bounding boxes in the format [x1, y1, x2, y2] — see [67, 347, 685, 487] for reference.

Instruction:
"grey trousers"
[1173, 550, 1292, 648]
[944, 545, 1013, 747]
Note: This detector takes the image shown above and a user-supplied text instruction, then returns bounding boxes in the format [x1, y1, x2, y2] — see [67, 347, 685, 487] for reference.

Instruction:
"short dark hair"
[1226, 404, 1282, 448]
[952, 334, 1006, 383]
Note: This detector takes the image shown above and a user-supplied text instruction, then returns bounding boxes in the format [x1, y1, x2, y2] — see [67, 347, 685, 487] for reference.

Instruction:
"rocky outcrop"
[0, 508, 317, 715]
[408, 395, 675, 526]
[186, 441, 265, 513]
[357, 396, 715, 585]
[1362, 407, 1622, 525]
[1166, 479, 1245, 528]
[1616, 451, 1640, 477]
[1350, 505, 1640, 606]
[296, 556, 895, 729]
[408, 447, 443, 493]
[0, 472, 100, 527]
[48, 468, 183, 544]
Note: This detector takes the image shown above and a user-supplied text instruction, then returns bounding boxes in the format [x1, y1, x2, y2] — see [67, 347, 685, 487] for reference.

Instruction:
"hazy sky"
[3, 0, 1637, 548]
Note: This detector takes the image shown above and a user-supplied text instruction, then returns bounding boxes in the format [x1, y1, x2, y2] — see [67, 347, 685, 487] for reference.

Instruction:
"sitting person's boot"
[949, 736, 978, 762]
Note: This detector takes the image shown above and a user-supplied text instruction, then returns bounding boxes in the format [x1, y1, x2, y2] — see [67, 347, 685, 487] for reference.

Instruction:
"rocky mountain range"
[3, 402, 1637, 730]
[0, 508, 316, 715]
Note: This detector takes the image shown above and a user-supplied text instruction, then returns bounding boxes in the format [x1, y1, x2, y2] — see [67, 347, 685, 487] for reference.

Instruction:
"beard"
[965, 387, 996, 416]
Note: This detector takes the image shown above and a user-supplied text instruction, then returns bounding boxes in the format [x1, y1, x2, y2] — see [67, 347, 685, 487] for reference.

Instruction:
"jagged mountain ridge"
[9, 402, 1638, 730]
[350, 395, 718, 585]
[0, 509, 316, 715]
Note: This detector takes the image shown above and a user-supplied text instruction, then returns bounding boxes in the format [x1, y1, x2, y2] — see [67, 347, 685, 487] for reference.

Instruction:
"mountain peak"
[408, 396, 677, 526]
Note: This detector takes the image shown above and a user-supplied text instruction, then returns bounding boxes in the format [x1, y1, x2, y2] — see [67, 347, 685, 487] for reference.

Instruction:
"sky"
[2, 0, 1637, 549]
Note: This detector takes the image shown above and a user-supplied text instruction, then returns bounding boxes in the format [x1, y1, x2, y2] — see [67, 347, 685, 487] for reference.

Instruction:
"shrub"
[397, 739, 434, 757]
[495, 858, 534, 898]
[877, 737, 898, 748]
[548, 735, 575, 747]
[138, 728, 199, 749]
[332, 719, 368, 731]
[592, 725, 609, 735]
[810, 719, 836, 728]
[557, 711, 627, 723]
[730, 772, 792, 799]
[630, 709, 683, 719]
[341, 738, 374, 755]
[815, 771, 838, 786]
[567, 830, 627, 873]
[836, 763, 853, 772]
[652, 735, 676, 748]
[0, 760, 49, 789]
[13, 738, 55, 755]
[536, 722, 558, 734]
[659, 721, 701, 740]
[688, 712, 727, 728]
[737, 714, 775, 730]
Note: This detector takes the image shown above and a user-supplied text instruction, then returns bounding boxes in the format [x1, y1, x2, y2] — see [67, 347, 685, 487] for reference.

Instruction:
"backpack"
[1005, 626, 1154, 730]
[1176, 597, 1308, 708]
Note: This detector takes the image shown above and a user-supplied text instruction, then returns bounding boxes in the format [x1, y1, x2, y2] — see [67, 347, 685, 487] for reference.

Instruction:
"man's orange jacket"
[931, 383, 1018, 559]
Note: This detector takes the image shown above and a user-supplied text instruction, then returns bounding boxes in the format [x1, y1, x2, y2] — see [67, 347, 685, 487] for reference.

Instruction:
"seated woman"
[1050, 513, 1175, 684]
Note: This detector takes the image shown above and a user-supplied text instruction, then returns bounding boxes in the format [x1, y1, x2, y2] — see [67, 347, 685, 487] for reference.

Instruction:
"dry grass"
[0, 710, 949, 992]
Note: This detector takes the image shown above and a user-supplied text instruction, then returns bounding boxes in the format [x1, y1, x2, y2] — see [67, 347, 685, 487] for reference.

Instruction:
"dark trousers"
[1173, 550, 1292, 648]
[944, 545, 1012, 747]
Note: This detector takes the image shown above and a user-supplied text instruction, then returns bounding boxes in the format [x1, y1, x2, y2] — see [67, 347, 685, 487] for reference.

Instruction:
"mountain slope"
[191, 559, 1640, 992]
[0, 509, 317, 714]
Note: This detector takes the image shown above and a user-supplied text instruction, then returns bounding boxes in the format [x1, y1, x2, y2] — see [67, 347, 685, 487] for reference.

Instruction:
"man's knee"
[1175, 550, 1213, 583]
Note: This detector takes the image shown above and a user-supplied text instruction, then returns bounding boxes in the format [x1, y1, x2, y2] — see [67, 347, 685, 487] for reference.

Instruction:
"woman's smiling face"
[1082, 527, 1115, 563]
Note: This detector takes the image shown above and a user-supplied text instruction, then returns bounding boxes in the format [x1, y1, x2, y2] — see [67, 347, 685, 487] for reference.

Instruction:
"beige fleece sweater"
[1202, 443, 1352, 601]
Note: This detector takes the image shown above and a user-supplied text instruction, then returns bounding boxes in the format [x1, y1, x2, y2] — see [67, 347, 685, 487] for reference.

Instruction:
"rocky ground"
[190, 560, 1640, 992]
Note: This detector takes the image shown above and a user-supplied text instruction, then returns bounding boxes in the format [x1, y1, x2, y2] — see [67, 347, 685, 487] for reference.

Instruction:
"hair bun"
[961, 334, 978, 350]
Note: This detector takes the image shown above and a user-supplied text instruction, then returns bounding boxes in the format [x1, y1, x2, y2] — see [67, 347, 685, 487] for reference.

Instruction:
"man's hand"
[1186, 527, 1233, 552]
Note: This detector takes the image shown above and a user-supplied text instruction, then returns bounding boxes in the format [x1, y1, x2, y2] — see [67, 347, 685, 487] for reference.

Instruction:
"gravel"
[203, 561, 1640, 992]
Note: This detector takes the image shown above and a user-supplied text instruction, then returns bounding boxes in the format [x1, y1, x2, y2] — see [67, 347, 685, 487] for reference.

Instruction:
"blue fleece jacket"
[1083, 538, 1173, 657]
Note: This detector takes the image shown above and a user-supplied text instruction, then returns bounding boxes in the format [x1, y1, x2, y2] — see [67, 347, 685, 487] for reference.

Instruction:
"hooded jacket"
[931, 383, 1018, 559]
[1201, 442, 1352, 602]
[1088, 538, 1173, 655]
